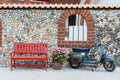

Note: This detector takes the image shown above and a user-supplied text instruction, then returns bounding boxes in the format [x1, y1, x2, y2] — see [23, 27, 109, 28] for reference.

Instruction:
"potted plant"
[51, 47, 69, 70]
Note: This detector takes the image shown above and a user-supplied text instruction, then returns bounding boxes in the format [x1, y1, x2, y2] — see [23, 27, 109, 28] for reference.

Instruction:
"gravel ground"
[0, 67, 120, 80]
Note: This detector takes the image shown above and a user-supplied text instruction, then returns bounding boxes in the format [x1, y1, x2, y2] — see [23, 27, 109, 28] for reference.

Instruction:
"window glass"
[68, 15, 76, 26]
[65, 14, 87, 41]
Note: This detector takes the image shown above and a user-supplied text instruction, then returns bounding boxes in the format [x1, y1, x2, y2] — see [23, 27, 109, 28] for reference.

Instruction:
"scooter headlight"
[81, 53, 85, 56]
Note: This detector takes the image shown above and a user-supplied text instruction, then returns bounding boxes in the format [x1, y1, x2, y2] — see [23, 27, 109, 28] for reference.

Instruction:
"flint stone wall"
[0, 9, 119, 67]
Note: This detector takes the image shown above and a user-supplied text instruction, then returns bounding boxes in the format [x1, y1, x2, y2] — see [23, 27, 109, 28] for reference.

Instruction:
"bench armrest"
[10, 52, 14, 57]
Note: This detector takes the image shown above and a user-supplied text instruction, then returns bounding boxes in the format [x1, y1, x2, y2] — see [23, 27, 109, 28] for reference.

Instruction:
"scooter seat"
[72, 47, 90, 52]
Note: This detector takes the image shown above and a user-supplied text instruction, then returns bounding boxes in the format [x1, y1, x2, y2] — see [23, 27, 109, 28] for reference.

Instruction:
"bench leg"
[45, 65, 47, 71]
[10, 65, 12, 71]
[45, 60, 48, 71]
[10, 59, 12, 71]
[14, 60, 16, 68]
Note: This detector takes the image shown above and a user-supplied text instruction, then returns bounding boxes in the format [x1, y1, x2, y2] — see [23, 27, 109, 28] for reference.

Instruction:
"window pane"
[68, 25, 87, 41]
[83, 24, 87, 41]
[65, 14, 87, 41]
[68, 15, 76, 26]
[76, 14, 80, 26]
[79, 26, 83, 41]
[69, 26, 74, 41]
[74, 26, 79, 41]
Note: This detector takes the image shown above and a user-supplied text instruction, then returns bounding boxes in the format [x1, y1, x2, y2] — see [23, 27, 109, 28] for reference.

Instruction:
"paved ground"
[0, 67, 120, 80]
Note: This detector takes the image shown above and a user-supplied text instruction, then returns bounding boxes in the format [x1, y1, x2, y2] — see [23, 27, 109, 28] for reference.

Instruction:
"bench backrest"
[14, 42, 48, 54]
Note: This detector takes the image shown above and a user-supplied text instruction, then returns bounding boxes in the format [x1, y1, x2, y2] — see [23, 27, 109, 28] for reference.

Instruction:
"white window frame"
[65, 14, 87, 41]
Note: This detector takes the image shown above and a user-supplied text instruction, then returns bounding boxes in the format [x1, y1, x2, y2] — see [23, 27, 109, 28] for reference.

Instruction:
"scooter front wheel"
[69, 62, 80, 69]
[103, 61, 116, 72]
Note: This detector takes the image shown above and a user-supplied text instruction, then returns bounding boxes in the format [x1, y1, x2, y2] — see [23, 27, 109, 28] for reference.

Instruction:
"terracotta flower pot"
[52, 61, 62, 70]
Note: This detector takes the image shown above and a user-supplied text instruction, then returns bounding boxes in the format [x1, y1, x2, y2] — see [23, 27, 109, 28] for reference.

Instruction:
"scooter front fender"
[103, 55, 115, 63]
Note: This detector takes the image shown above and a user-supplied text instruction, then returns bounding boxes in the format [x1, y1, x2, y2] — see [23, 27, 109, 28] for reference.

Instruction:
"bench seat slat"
[12, 56, 47, 60]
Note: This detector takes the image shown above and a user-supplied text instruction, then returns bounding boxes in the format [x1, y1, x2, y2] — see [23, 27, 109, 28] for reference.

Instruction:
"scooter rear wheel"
[69, 62, 80, 69]
[103, 61, 115, 72]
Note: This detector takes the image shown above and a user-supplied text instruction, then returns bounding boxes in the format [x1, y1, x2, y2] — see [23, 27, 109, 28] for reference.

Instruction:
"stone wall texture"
[0, 9, 120, 67]
[91, 10, 120, 66]
[0, 9, 63, 66]
[91, 10, 120, 55]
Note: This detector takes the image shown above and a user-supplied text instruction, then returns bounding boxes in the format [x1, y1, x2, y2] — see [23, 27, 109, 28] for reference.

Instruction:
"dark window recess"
[68, 15, 76, 26]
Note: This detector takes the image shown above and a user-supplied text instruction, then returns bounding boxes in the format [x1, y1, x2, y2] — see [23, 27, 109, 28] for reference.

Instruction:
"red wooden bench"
[10, 42, 48, 71]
